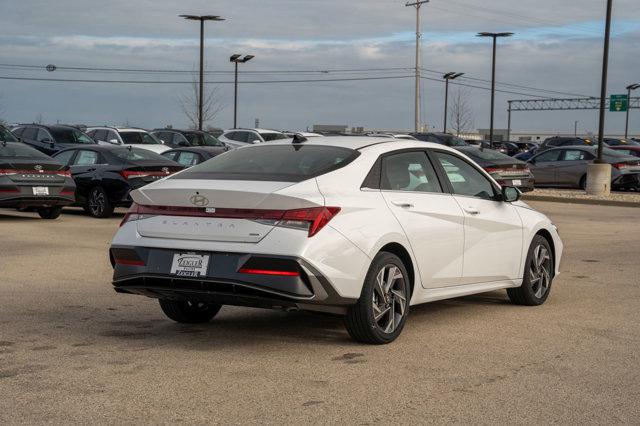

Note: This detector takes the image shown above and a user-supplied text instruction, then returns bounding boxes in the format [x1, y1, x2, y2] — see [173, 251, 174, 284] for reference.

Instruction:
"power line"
[420, 76, 549, 99]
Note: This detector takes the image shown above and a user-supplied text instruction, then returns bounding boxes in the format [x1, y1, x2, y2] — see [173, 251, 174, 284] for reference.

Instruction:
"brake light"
[55, 170, 71, 177]
[0, 169, 17, 176]
[484, 167, 529, 177]
[612, 162, 639, 170]
[119, 170, 173, 180]
[238, 268, 300, 277]
[119, 203, 341, 237]
[0, 168, 71, 177]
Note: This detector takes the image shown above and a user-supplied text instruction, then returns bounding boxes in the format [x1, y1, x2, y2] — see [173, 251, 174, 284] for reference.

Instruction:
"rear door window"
[22, 127, 38, 140]
[562, 150, 593, 161]
[73, 150, 100, 166]
[175, 145, 359, 182]
[381, 151, 442, 193]
[177, 151, 200, 167]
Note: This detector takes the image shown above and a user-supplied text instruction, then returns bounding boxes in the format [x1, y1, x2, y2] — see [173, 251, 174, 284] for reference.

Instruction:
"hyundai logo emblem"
[34, 165, 44, 172]
[162, 167, 169, 174]
[190, 194, 209, 207]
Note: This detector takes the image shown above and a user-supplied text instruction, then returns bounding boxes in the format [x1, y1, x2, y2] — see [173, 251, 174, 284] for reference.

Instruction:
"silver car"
[527, 146, 640, 190]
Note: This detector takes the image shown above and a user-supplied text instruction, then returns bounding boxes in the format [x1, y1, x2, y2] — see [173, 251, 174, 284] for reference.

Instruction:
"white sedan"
[109, 137, 562, 344]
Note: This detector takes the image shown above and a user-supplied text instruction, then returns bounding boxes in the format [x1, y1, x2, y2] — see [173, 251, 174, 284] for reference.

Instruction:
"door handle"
[391, 201, 414, 208]
[464, 207, 480, 215]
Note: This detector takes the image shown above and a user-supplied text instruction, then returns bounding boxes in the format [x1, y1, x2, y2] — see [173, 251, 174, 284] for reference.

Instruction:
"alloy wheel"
[530, 245, 551, 298]
[372, 264, 407, 334]
[89, 189, 105, 216]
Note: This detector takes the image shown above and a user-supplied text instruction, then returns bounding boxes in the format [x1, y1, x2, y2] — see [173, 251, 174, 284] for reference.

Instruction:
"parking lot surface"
[0, 202, 638, 424]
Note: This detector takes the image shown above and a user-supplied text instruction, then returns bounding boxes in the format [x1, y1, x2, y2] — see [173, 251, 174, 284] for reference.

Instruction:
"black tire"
[579, 175, 587, 190]
[345, 252, 410, 344]
[159, 299, 222, 324]
[86, 186, 114, 218]
[37, 206, 62, 219]
[507, 235, 554, 306]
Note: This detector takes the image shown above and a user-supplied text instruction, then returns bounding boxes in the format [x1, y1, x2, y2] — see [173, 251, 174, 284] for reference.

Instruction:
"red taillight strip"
[114, 258, 145, 266]
[0, 188, 19, 193]
[119, 170, 174, 180]
[238, 268, 300, 277]
[0, 169, 70, 177]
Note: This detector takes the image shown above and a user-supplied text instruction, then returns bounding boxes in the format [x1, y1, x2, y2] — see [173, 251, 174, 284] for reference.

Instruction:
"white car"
[109, 137, 562, 344]
[86, 127, 170, 154]
[218, 128, 290, 148]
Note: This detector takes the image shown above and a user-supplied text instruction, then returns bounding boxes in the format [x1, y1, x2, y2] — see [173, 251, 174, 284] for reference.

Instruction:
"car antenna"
[292, 134, 307, 144]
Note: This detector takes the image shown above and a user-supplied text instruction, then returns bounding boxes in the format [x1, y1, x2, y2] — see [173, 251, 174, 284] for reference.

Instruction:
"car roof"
[87, 126, 148, 132]
[225, 128, 282, 134]
[262, 136, 445, 151]
[152, 128, 203, 133]
[164, 146, 226, 153]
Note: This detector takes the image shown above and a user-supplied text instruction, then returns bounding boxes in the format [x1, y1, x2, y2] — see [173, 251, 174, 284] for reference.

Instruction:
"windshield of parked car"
[0, 127, 18, 142]
[50, 127, 95, 144]
[0, 142, 51, 158]
[259, 132, 289, 142]
[184, 132, 225, 147]
[120, 131, 162, 145]
[175, 145, 359, 182]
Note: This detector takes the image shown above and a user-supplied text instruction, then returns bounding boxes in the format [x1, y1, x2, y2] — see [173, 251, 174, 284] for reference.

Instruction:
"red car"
[608, 146, 640, 158]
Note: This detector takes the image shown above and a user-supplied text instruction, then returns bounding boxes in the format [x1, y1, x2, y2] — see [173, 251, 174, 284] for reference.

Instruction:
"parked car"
[206, 128, 224, 138]
[514, 147, 539, 161]
[11, 124, 96, 155]
[411, 132, 468, 146]
[218, 128, 290, 148]
[151, 129, 227, 149]
[608, 145, 640, 158]
[86, 126, 170, 154]
[537, 136, 598, 153]
[454, 146, 534, 192]
[161, 146, 228, 168]
[284, 131, 324, 139]
[109, 137, 562, 344]
[527, 146, 640, 190]
[367, 133, 417, 140]
[0, 133, 75, 219]
[52, 146, 182, 218]
[603, 138, 640, 147]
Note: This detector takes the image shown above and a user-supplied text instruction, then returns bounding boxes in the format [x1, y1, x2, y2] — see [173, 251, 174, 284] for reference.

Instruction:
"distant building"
[312, 124, 349, 133]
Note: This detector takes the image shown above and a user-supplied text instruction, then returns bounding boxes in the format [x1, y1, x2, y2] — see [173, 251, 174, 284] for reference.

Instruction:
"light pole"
[180, 14, 225, 131]
[406, 1, 429, 133]
[230, 54, 254, 129]
[625, 83, 639, 138]
[477, 32, 513, 148]
[442, 72, 464, 133]
[574, 120, 579, 137]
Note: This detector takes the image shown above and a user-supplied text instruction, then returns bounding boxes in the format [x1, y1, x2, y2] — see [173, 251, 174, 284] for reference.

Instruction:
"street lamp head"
[242, 55, 255, 63]
[230, 54, 241, 62]
[627, 83, 640, 91]
[179, 14, 225, 21]
[477, 31, 514, 38]
[443, 72, 465, 80]
[231, 54, 254, 63]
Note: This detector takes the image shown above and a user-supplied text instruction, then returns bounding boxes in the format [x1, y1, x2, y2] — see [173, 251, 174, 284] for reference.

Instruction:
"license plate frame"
[32, 186, 49, 196]
[170, 252, 210, 278]
[511, 179, 522, 186]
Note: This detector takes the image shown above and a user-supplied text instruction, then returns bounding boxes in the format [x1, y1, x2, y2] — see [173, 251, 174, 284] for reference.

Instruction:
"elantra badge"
[190, 194, 209, 207]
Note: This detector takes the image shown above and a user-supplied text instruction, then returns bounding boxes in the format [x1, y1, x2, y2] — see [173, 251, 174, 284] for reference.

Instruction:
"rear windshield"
[0, 127, 18, 142]
[464, 148, 512, 161]
[0, 142, 50, 159]
[111, 147, 168, 162]
[184, 132, 225, 147]
[175, 144, 359, 182]
[120, 131, 162, 145]
[50, 127, 95, 144]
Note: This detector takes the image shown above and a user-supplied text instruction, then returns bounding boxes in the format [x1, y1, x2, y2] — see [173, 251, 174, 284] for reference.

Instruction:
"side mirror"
[252, 139, 261, 144]
[41, 138, 52, 143]
[109, 139, 120, 145]
[502, 186, 521, 203]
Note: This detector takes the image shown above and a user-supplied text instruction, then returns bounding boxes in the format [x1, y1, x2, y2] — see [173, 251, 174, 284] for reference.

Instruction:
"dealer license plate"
[170, 253, 210, 278]
[32, 187, 49, 196]
[511, 179, 522, 186]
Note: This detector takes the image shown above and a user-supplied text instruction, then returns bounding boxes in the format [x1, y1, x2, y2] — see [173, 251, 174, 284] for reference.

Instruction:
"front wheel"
[507, 235, 554, 306]
[37, 206, 62, 219]
[86, 186, 114, 218]
[345, 252, 410, 344]
[159, 299, 222, 324]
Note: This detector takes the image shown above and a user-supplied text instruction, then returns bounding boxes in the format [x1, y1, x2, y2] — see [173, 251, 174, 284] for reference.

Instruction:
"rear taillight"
[613, 162, 639, 170]
[0, 169, 17, 176]
[119, 203, 341, 237]
[119, 170, 173, 180]
[238, 268, 300, 277]
[484, 167, 529, 177]
[0, 168, 71, 177]
[55, 170, 71, 177]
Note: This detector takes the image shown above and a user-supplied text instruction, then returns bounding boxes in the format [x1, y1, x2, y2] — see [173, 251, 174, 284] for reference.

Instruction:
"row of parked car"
[1, 123, 639, 220]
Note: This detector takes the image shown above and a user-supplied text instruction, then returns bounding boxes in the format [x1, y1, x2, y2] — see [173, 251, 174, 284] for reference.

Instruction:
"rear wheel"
[345, 252, 410, 344]
[507, 235, 554, 306]
[37, 206, 62, 219]
[86, 186, 114, 218]
[159, 299, 222, 324]
[579, 174, 587, 190]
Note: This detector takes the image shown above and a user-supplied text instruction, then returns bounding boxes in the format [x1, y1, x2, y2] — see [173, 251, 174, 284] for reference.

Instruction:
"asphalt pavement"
[0, 202, 638, 424]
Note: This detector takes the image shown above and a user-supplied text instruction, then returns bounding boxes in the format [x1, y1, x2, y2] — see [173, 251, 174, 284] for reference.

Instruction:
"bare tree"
[178, 70, 225, 129]
[449, 88, 474, 136]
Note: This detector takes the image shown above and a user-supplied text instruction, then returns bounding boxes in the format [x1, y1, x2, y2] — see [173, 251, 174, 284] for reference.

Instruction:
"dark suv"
[151, 129, 227, 148]
[11, 124, 96, 155]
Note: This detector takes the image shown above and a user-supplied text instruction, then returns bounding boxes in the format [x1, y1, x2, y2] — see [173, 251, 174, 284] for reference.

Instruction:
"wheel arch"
[378, 242, 416, 298]
[533, 228, 556, 276]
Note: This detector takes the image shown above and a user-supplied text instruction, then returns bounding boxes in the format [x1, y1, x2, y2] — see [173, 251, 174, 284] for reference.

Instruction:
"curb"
[523, 194, 640, 208]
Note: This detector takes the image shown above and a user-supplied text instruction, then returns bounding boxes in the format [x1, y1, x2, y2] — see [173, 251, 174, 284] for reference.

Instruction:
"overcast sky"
[1, 0, 639, 135]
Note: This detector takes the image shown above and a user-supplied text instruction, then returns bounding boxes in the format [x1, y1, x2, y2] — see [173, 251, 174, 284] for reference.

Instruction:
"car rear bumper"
[110, 245, 357, 314]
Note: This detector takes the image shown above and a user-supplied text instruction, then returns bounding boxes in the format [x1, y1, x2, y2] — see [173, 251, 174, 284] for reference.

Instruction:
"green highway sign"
[610, 94, 628, 112]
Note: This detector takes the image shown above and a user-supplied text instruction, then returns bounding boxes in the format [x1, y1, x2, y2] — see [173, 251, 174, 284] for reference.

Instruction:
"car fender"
[515, 206, 563, 278]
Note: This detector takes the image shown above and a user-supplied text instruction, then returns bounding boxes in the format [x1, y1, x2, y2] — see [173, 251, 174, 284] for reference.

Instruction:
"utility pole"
[180, 14, 225, 131]
[507, 101, 512, 141]
[574, 120, 579, 136]
[406, 1, 428, 133]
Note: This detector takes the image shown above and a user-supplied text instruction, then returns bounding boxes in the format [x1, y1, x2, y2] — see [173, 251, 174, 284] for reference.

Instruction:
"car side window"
[54, 150, 75, 165]
[105, 130, 119, 143]
[37, 128, 52, 142]
[173, 133, 189, 146]
[12, 127, 24, 136]
[246, 132, 261, 143]
[433, 151, 495, 200]
[562, 150, 592, 161]
[93, 129, 107, 142]
[22, 127, 38, 140]
[177, 151, 200, 167]
[381, 151, 442, 193]
[73, 150, 99, 166]
[162, 151, 178, 161]
[534, 150, 562, 162]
